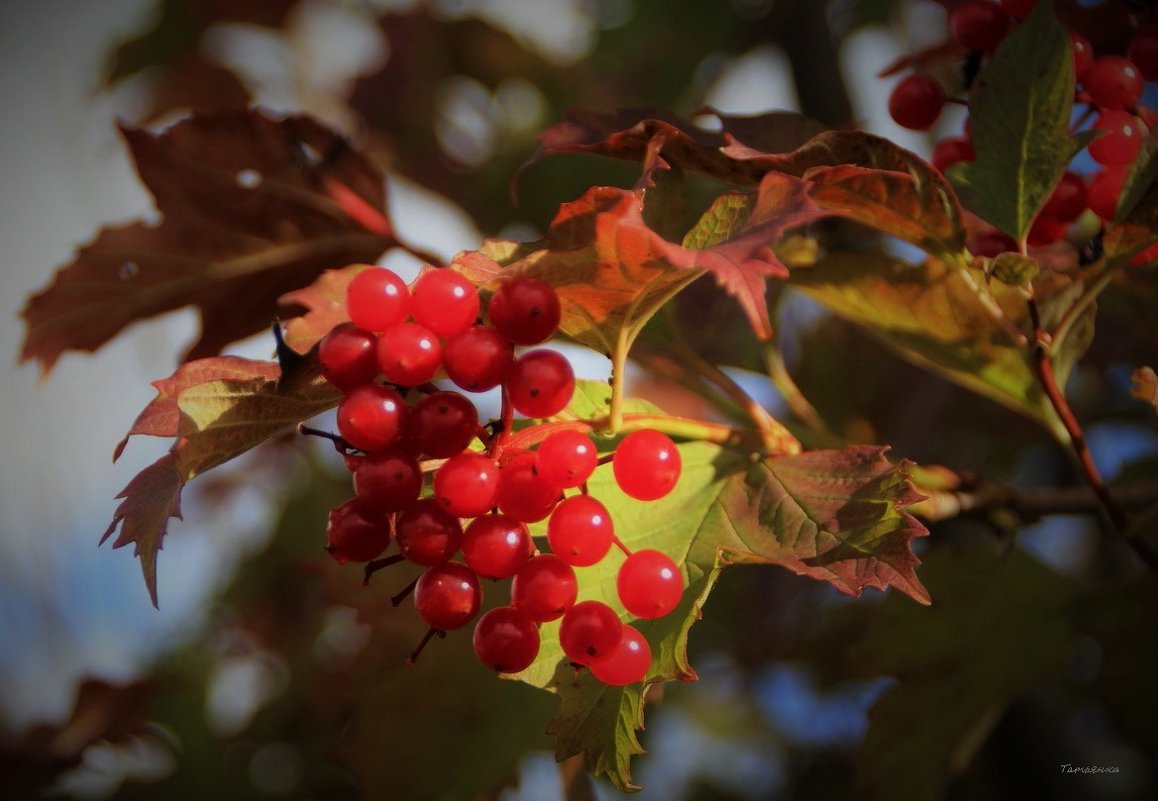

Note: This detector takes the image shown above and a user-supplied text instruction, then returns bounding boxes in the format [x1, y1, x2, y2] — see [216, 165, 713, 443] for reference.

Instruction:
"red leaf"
[20, 110, 395, 374]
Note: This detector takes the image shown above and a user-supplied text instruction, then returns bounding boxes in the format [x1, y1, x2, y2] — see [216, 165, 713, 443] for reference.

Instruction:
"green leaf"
[950, 0, 1095, 240]
[513, 435, 928, 790]
[1115, 125, 1158, 224]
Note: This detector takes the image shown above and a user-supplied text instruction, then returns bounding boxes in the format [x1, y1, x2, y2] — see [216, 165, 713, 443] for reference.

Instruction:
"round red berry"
[346, 267, 410, 333]
[337, 384, 406, 453]
[1041, 171, 1088, 223]
[1070, 30, 1094, 81]
[488, 276, 562, 345]
[589, 624, 651, 686]
[931, 137, 975, 173]
[462, 514, 534, 579]
[325, 498, 391, 564]
[950, 1, 1010, 53]
[407, 391, 479, 458]
[612, 430, 681, 501]
[433, 452, 501, 518]
[1084, 56, 1144, 111]
[1087, 168, 1128, 221]
[511, 554, 578, 622]
[410, 268, 480, 339]
[353, 448, 422, 513]
[547, 495, 615, 567]
[559, 600, 623, 665]
[506, 349, 575, 419]
[1090, 110, 1146, 167]
[443, 325, 514, 392]
[496, 451, 561, 523]
[617, 549, 683, 619]
[414, 561, 482, 630]
[376, 322, 442, 387]
[888, 75, 944, 130]
[395, 498, 463, 566]
[317, 323, 378, 391]
[473, 606, 541, 673]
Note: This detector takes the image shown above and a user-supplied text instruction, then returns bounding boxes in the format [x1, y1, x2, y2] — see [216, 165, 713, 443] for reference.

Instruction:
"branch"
[913, 477, 1158, 525]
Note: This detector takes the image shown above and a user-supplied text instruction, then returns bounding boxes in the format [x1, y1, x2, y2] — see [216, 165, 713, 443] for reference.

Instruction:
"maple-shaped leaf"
[456, 172, 827, 348]
[105, 352, 340, 605]
[507, 385, 929, 791]
[278, 263, 376, 354]
[21, 109, 396, 374]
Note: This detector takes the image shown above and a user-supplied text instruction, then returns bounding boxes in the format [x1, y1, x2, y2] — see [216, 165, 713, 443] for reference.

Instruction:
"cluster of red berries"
[314, 265, 685, 686]
[886, 0, 1157, 250]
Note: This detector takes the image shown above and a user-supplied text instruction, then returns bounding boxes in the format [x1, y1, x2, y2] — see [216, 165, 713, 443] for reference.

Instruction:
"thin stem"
[488, 386, 515, 460]
[405, 627, 446, 664]
[762, 342, 840, 446]
[391, 577, 419, 607]
[363, 553, 405, 586]
[1050, 260, 1118, 348]
[608, 325, 631, 435]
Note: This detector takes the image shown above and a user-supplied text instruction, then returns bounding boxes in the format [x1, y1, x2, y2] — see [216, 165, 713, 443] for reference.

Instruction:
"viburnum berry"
[347, 267, 410, 333]
[950, 0, 1010, 53]
[1089, 110, 1146, 167]
[353, 448, 422, 513]
[559, 600, 623, 665]
[395, 498, 463, 566]
[376, 322, 442, 386]
[1041, 171, 1088, 223]
[589, 624, 651, 686]
[1027, 214, 1068, 247]
[473, 606, 540, 673]
[1128, 27, 1158, 82]
[1084, 56, 1144, 111]
[433, 452, 501, 517]
[617, 549, 683, 619]
[495, 451, 561, 523]
[1087, 167, 1128, 221]
[511, 554, 578, 622]
[931, 137, 974, 173]
[547, 495, 615, 567]
[534, 430, 598, 490]
[888, 75, 944, 130]
[317, 323, 378, 391]
[325, 498, 391, 564]
[1070, 30, 1094, 81]
[337, 384, 406, 453]
[506, 349, 575, 419]
[488, 276, 562, 345]
[409, 267, 480, 339]
[407, 391, 479, 458]
[414, 561, 482, 630]
[461, 514, 534, 579]
[613, 430, 681, 501]
[442, 325, 514, 392]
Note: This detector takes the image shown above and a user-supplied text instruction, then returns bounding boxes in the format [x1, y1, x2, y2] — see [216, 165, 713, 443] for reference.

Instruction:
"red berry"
[612, 430, 681, 501]
[535, 430, 599, 490]
[617, 549, 683, 619]
[473, 606, 540, 673]
[353, 448, 422, 513]
[1084, 56, 1144, 111]
[407, 391, 479, 458]
[1087, 168, 1128, 221]
[317, 323, 378, 391]
[337, 384, 406, 453]
[1000, 0, 1037, 21]
[496, 451, 561, 523]
[346, 267, 410, 333]
[589, 624, 651, 686]
[1090, 110, 1146, 167]
[1128, 27, 1158, 82]
[1041, 171, 1088, 223]
[888, 75, 944, 130]
[1070, 30, 1094, 81]
[506, 349, 575, 419]
[972, 230, 1018, 257]
[414, 561, 482, 630]
[950, 1, 1010, 53]
[488, 276, 562, 345]
[462, 514, 534, 579]
[511, 554, 578, 622]
[443, 325, 514, 392]
[433, 452, 501, 517]
[931, 137, 975, 173]
[325, 498, 391, 564]
[376, 322, 442, 387]
[1027, 215, 1068, 247]
[395, 498, 463, 566]
[559, 600, 622, 665]
[410, 268, 480, 339]
[548, 495, 615, 567]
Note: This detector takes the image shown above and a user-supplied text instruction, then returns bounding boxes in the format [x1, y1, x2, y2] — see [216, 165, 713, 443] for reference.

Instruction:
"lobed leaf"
[20, 109, 394, 373]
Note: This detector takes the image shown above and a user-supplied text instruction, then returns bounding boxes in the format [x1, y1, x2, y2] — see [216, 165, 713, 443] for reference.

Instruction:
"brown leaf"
[1132, 367, 1158, 412]
[21, 110, 394, 374]
[278, 263, 375, 354]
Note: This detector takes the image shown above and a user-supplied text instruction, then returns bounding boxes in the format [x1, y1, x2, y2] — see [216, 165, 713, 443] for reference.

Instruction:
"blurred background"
[2, 0, 1156, 799]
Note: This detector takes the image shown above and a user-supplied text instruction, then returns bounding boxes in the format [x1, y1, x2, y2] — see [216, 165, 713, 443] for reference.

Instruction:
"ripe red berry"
[395, 498, 463, 566]
[1027, 215, 1068, 247]
[1084, 56, 1144, 111]
[433, 452, 501, 517]
[888, 75, 944, 130]
[443, 325, 514, 392]
[617, 549, 683, 619]
[353, 449, 422, 513]
[931, 137, 975, 173]
[337, 384, 406, 453]
[1087, 168, 1128, 221]
[548, 495, 615, 567]
[462, 514, 534, 579]
[325, 498, 391, 564]
[971, 230, 1018, 257]
[950, 1, 1010, 53]
[496, 451, 561, 523]
[1070, 30, 1094, 81]
[473, 606, 541, 673]
[589, 624, 651, 686]
[1089, 110, 1146, 167]
[488, 276, 562, 345]
[317, 323, 378, 391]
[559, 601, 623, 665]
[1129, 27, 1158, 82]
[511, 554, 578, 622]
[1040, 171, 1088, 223]
[1000, 0, 1037, 21]
[414, 561, 482, 630]
[376, 322, 442, 387]
[535, 430, 599, 490]
[506, 349, 576, 419]
[612, 430, 681, 501]
[407, 391, 479, 458]
[346, 267, 410, 333]
[410, 268, 480, 339]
